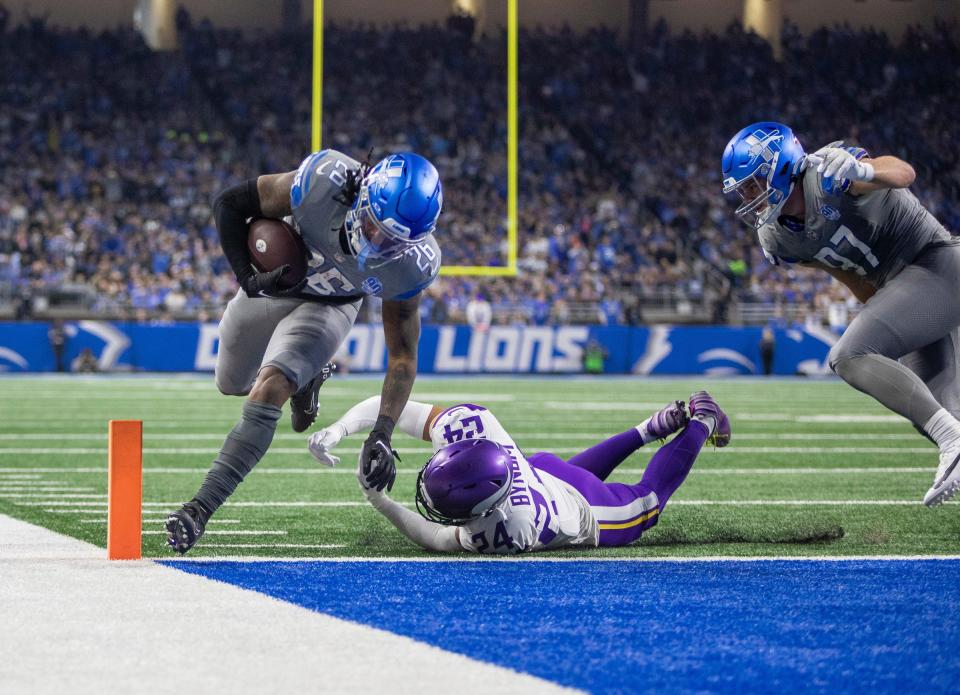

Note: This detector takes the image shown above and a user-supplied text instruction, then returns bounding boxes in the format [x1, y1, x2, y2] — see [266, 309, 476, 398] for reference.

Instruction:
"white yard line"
[0, 493, 107, 499]
[79, 521, 254, 529]
[143, 530, 288, 536]
[198, 543, 347, 549]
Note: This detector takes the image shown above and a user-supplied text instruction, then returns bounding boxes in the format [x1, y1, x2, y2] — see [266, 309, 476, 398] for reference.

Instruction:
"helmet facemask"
[722, 126, 803, 229]
[724, 160, 789, 228]
[344, 184, 415, 270]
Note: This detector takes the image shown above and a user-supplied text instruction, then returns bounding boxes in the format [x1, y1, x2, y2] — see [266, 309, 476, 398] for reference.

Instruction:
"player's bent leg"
[828, 250, 960, 431]
[215, 290, 297, 396]
[529, 453, 661, 547]
[566, 400, 688, 480]
[901, 330, 960, 422]
[165, 368, 291, 553]
[263, 300, 360, 432]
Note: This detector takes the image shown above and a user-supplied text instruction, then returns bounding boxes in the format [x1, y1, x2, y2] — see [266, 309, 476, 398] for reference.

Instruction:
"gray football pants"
[216, 290, 360, 394]
[828, 244, 960, 431]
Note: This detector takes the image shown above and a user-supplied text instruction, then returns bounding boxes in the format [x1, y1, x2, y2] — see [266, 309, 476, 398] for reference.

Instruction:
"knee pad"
[215, 370, 250, 396]
[828, 341, 862, 375]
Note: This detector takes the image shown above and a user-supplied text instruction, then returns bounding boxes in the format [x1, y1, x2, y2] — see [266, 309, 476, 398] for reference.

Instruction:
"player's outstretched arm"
[806, 145, 915, 195]
[358, 297, 423, 491]
[359, 470, 463, 553]
[849, 156, 916, 195]
[308, 396, 442, 466]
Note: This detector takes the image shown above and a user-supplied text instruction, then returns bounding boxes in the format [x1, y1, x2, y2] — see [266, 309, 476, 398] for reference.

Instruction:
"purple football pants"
[529, 422, 708, 546]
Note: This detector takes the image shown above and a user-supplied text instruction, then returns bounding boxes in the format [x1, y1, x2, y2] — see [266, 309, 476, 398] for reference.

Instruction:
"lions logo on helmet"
[721, 121, 806, 229]
[344, 152, 443, 270]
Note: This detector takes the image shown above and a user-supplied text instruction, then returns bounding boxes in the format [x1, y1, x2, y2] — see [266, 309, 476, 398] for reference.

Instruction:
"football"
[247, 218, 309, 288]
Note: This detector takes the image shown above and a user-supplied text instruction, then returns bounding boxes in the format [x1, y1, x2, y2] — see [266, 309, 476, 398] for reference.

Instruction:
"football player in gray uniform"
[722, 121, 960, 507]
[165, 150, 443, 553]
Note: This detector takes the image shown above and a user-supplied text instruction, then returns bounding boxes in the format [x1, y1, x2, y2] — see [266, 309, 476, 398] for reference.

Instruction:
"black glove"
[360, 415, 400, 492]
[239, 265, 307, 299]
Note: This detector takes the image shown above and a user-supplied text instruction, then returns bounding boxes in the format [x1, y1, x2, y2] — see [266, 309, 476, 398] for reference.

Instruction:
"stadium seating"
[0, 19, 956, 325]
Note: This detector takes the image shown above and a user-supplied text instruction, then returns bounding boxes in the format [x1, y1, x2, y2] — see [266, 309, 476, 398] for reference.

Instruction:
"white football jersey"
[428, 404, 597, 554]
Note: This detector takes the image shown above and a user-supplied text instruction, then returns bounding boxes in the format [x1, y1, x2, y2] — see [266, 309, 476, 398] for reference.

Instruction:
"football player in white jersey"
[308, 393, 730, 553]
[165, 151, 442, 553]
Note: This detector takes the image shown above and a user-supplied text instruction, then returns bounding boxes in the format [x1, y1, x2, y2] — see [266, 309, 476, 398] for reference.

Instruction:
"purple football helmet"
[415, 438, 513, 525]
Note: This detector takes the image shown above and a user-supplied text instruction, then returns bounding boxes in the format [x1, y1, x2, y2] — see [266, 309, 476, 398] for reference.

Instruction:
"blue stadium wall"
[0, 322, 838, 375]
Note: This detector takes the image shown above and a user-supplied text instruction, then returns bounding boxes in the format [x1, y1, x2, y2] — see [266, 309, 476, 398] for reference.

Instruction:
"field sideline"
[1, 373, 958, 558]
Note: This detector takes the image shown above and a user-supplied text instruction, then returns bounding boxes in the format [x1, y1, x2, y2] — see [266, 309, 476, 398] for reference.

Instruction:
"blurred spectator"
[465, 293, 492, 331]
[759, 327, 775, 376]
[583, 340, 609, 374]
[48, 319, 66, 372]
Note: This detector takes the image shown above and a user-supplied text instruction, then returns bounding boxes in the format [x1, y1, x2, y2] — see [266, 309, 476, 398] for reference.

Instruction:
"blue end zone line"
[159, 554, 960, 563]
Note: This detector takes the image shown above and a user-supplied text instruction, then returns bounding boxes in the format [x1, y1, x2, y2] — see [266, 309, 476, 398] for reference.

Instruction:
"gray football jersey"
[289, 149, 441, 301]
[758, 165, 953, 287]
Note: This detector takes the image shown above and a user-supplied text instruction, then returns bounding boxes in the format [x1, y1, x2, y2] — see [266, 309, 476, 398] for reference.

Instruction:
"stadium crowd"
[0, 15, 956, 325]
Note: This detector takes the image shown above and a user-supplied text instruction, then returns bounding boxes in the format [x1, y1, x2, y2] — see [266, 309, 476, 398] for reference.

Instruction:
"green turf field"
[1, 374, 958, 558]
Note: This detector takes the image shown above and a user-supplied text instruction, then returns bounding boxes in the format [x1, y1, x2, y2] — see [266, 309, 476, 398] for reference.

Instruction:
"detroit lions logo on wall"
[820, 205, 841, 221]
[361, 277, 384, 296]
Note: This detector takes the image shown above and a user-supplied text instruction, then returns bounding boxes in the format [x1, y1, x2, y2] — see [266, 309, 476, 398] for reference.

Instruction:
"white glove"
[307, 423, 347, 467]
[805, 145, 874, 182]
[356, 450, 386, 501]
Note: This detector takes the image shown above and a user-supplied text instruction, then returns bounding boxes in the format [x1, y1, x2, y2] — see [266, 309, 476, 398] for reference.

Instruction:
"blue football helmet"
[721, 122, 806, 228]
[344, 152, 442, 270]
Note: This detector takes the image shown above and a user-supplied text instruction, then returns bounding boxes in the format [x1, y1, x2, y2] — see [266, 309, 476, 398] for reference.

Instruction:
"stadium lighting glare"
[312, 0, 518, 277]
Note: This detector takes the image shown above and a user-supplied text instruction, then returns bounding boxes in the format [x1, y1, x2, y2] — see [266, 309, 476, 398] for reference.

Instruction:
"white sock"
[635, 418, 656, 445]
[692, 415, 715, 437]
[923, 409, 960, 450]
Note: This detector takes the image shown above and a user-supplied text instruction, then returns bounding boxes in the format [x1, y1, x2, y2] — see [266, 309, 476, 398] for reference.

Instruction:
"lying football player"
[308, 393, 730, 553]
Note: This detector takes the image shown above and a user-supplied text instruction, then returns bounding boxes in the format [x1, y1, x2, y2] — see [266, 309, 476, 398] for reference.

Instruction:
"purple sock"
[566, 428, 644, 481]
[639, 420, 709, 511]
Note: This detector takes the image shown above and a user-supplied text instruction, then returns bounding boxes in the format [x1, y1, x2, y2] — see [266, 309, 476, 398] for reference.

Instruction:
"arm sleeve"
[365, 491, 462, 552]
[335, 396, 433, 439]
[213, 178, 262, 283]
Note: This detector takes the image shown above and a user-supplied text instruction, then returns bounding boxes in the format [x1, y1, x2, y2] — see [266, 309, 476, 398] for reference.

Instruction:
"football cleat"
[643, 400, 689, 441]
[923, 442, 960, 507]
[165, 501, 208, 554]
[689, 391, 731, 447]
[290, 362, 336, 433]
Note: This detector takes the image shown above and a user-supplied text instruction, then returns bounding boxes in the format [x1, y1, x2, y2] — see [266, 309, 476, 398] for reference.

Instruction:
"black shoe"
[165, 500, 208, 554]
[291, 362, 336, 433]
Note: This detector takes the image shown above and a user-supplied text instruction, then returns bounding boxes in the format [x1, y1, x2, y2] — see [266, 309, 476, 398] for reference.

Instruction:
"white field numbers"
[813, 225, 880, 276]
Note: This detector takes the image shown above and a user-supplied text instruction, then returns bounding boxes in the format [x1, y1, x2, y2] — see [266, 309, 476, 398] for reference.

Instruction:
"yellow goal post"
[311, 0, 518, 277]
